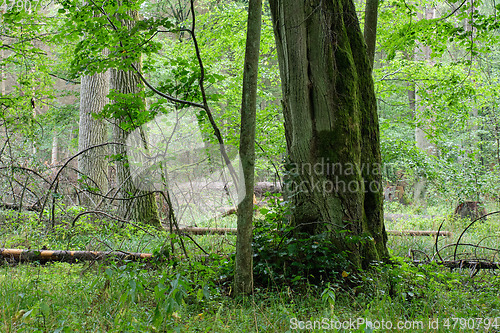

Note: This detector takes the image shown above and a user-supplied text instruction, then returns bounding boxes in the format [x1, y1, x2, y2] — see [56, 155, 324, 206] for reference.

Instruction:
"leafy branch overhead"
[57, 0, 173, 75]
[382, 0, 500, 60]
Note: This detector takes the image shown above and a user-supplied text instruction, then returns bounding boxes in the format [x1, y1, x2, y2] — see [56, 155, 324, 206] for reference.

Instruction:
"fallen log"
[388, 230, 452, 237]
[174, 227, 452, 237]
[413, 260, 500, 270]
[0, 201, 42, 212]
[0, 248, 155, 263]
[4, 248, 495, 269]
[220, 208, 439, 222]
[384, 213, 437, 221]
[177, 227, 237, 235]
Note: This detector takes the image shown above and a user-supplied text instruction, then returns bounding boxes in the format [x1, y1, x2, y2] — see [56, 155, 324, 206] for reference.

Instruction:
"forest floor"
[0, 201, 499, 332]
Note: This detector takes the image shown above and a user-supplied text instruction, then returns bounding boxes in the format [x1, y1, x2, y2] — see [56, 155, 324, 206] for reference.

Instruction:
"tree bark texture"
[78, 71, 109, 206]
[234, 0, 262, 296]
[363, 0, 379, 68]
[269, 0, 389, 268]
[110, 5, 161, 228]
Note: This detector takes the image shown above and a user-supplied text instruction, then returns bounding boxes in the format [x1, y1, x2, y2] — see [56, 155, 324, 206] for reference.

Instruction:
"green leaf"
[40, 301, 50, 317]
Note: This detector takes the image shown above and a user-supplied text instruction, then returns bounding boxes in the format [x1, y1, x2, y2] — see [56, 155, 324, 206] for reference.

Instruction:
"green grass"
[1, 260, 499, 332]
[0, 203, 499, 332]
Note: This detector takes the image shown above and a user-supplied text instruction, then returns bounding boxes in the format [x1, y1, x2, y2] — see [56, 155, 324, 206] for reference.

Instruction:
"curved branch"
[71, 210, 155, 236]
[38, 142, 125, 220]
[129, 63, 204, 108]
[186, 0, 240, 192]
[434, 221, 445, 262]
[453, 210, 500, 261]
[439, 0, 468, 21]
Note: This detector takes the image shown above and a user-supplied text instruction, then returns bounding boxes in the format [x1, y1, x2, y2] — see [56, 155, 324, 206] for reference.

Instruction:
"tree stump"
[454, 201, 487, 220]
[383, 185, 409, 205]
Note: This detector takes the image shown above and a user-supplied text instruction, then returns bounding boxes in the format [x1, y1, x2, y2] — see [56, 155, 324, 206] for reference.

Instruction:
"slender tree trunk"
[269, 0, 389, 268]
[78, 71, 109, 205]
[110, 5, 161, 228]
[413, 7, 437, 203]
[363, 0, 379, 68]
[466, 0, 479, 159]
[407, 81, 415, 118]
[51, 131, 58, 164]
[414, 7, 437, 156]
[234, 0, 262, 297]
[0, 29, 4, 97]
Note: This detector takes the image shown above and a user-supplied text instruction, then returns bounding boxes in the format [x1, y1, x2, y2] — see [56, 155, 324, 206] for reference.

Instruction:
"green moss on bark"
[270, 0, 389, 270]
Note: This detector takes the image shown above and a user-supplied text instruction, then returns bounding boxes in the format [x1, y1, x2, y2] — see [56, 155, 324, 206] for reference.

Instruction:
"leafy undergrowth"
[1, 258, 499, 332]
[0, 209, 236, 257]
[0, 203, 499, 332]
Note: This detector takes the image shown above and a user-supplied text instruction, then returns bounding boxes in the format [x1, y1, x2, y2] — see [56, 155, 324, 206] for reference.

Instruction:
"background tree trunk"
[414, 6, 437, 156]
[234, 0, 262, 297]
[269, 0, 389, 268]
[51, 131, 58, 165]
[78, 71, 109, 206]
[413, 7, 437, 204]
[110, 5, 161, 228]
[363, 0, 379, 68]
[0, 25, 4, 97]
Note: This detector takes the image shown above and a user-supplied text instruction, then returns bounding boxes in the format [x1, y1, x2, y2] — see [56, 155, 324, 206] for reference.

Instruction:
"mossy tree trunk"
[269, 0, 389, 268]
[234, 0, 262, 296]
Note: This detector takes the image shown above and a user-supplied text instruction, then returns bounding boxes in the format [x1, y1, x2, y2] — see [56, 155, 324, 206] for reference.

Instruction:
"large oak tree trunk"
[269, 0, 389, 268]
